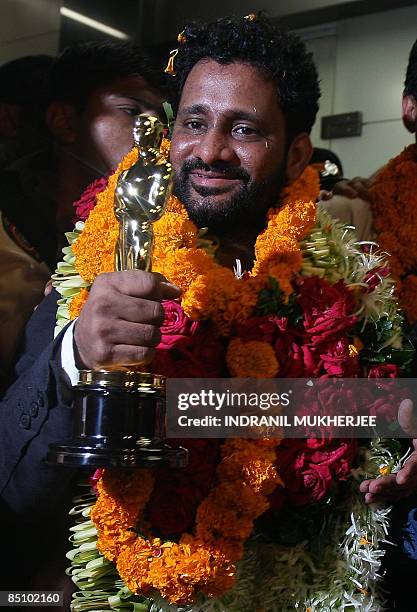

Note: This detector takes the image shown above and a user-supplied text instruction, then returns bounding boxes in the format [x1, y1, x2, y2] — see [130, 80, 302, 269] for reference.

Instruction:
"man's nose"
[192, 129, 238, 166]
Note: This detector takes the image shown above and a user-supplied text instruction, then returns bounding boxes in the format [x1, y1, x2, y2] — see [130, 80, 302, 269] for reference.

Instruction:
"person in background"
[0, 41, 170, 596]
[310, 146, 343, 190]
[319, 38, 417, 609]
[314, 144, 375, 242]
[0, 55, 53, 170]
[319, 39, 417, 242]
[0, 41, 169, 387]
[0, 56, 54, 388]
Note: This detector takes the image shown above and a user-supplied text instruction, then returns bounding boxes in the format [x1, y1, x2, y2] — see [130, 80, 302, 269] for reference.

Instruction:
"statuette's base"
[47, 440, 188, 468]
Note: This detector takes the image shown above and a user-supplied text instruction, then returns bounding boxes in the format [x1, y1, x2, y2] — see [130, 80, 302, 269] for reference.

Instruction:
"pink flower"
[363, 266, 390, 292]
[89, 468, 103, 495]
[275, 334, 319, 377]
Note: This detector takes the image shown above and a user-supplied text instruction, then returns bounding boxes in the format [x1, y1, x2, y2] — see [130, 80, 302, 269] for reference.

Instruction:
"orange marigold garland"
[63, 144, 319, 605]
[68, 145, 319, 336]
[92, 439, 280, 605]
[370, 143, 417, 322]
[226, 338, 280, 378]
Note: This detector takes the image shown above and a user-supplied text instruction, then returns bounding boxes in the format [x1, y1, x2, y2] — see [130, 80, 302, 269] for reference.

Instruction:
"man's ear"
[0, 103, 20, 139]
[46, 101, 79, 144]
[402, 95, 417, 133]
[285, 133, 313, 183]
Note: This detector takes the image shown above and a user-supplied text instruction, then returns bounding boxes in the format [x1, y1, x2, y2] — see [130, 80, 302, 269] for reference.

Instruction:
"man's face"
[170, 60, 288, 232]
[76, 75, 165, 175]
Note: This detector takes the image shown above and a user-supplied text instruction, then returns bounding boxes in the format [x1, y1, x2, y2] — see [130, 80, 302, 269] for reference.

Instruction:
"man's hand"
[319, 177, 372, 202]
[73, 270, 181, 369]
[360, 399, 417, 504]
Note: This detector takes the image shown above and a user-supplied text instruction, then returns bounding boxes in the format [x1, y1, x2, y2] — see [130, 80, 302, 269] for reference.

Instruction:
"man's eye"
[120, 106, 140, 117]
[232, 125, 259, 138]
[184, 119, 205, 132]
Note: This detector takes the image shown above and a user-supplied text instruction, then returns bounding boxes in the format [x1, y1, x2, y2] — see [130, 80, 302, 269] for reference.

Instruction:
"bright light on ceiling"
[60, 7, 130, 40]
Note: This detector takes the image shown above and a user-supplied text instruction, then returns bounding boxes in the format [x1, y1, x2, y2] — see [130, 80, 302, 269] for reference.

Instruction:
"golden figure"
[114, 114, 172, 272]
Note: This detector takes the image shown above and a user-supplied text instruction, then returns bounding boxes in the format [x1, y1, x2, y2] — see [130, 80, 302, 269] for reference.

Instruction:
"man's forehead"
[102, 74, 163, 97]
[178, 60, 281, 117]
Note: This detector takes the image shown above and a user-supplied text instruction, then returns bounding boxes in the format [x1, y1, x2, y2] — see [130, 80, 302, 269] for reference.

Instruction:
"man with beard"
[2, 13, 415, 603]
[0, 12, 318, 593]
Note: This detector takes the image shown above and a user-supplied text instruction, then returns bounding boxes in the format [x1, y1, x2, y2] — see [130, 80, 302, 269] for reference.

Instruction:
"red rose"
[152, 322, 225, 378]
[89, 468, 103, 495]
[367, 366, 404, 422]
[273, 438, 357, 507]
[299, 278, 358, 346]
[275, 334, 319, 377]
[289, 462, 333, 505]
[158, 300, 200, 349]
[237, 316, 288, 344]
[73, 175, 108, 222]
[320, 338, 360, 377]
[368, 364, 400, 378]
[363, 266, 389, 293]
[146, 478, 203, 536]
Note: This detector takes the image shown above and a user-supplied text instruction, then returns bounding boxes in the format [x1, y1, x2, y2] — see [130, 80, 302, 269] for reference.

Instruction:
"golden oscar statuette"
[47, 115, 188, 468]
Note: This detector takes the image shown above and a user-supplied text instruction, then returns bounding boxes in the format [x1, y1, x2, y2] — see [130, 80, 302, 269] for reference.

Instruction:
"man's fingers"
[101, 321, 162, 349]
[318, 189, 332, 201]
[160, 280, 183, 299]
[101, 295, 165, 326]
[396, 452, 417, 486]
[366, 474, 397, 495]
[359, 479, 371, 493]
[398, 399, 417, 436]
[102, 270, 181, 301]
[99, 344, 156, 367]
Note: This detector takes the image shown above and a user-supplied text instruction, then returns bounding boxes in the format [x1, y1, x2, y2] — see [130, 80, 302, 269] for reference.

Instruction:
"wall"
[158, 0, 367, 42]
[0, 0, 62, 63]
[306, 5, 417, 177]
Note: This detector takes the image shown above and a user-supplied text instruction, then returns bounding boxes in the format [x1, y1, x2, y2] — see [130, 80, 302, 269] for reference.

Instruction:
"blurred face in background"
[49, 74, 165, 177]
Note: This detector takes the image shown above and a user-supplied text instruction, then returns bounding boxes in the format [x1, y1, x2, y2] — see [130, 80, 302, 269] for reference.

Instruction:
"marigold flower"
[370, 144, 417, 320]
[68, 287, 89, 320]
[226, 338, 279, 378]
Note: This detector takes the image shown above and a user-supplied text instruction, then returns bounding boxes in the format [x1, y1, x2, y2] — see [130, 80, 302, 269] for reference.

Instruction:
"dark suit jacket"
[0, 289, 76, 518]
[0, 289, 78, 593]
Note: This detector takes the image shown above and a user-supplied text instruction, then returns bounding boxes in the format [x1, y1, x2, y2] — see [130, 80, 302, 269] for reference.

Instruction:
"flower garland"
[91, 439, 280, 605]
[54, 145, 318, 336]
[67, 439, 403, 612]
[54, 145, 316, 605]
[370, 143, 417, 322]
[55, 143, 413, 610]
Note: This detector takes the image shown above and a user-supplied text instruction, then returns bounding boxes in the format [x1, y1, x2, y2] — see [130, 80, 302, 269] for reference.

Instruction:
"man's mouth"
[189, 170, 242, 189]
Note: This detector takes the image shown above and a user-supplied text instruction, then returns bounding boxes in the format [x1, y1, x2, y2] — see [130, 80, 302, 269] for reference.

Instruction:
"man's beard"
[173, 159, 287, 234]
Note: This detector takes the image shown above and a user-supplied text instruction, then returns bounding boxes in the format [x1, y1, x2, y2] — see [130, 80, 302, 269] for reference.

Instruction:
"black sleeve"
[0, 290, 76, 518]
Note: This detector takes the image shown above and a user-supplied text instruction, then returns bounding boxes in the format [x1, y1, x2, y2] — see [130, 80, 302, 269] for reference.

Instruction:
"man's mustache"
[179, 159, 250, 182]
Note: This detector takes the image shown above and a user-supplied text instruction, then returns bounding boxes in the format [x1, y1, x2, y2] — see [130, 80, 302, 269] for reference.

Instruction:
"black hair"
[173, 14, 320, 140]
[0, 55, 53, 112]
[50, 40, 170, 109]
[404, 38, 417, 99]
[311, 147, 343, 176]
